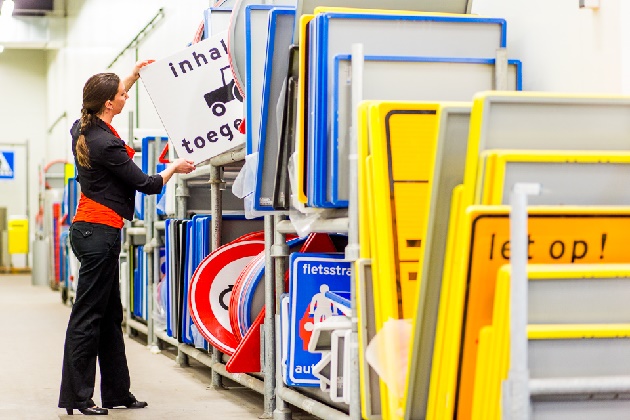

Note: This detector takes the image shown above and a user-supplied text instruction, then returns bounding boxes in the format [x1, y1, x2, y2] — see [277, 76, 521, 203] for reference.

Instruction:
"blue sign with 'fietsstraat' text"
[286, 253, 350, 386]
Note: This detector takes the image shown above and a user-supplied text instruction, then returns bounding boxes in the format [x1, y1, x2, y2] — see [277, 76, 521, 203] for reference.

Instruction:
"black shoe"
[65, 406, 109, 415]
[103, 399, 147, 409]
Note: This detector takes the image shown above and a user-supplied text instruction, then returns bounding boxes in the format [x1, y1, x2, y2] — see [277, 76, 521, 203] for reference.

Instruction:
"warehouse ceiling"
[0, 0, 61, 17]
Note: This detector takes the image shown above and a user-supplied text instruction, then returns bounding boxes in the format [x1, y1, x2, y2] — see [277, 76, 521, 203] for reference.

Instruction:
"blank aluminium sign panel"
[330, 56, 520, 206]
[229, 0, 295, 98]
[462, 92, 630, 206]
[293, 0, 474, 43]
[306, 13, 506, 207]
[405, 106, 471, 420]
[245, 5, 275, 155]
[479, 151, 630, 205]
[205, 8, 232, 38]
[255, 9, 296, 210]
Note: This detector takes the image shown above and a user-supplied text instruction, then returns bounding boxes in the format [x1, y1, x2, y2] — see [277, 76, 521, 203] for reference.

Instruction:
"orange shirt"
[72, 122, 136, 229]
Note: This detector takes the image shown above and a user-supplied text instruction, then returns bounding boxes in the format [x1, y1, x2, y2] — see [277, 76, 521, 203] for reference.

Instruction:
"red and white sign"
[189, 240, 265, 354]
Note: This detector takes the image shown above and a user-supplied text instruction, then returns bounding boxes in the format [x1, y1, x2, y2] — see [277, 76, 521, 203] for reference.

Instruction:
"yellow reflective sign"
[295, 14, 314, 204]
[444, 207, 630, 420]
[478, 150, 630, 205]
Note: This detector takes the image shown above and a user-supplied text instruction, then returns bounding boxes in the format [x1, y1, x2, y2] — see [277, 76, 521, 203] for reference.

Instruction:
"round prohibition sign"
[189, 240, 265, 355]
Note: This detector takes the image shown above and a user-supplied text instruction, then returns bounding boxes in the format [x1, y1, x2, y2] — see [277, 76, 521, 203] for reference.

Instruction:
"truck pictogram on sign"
[204, 66, 243, 117]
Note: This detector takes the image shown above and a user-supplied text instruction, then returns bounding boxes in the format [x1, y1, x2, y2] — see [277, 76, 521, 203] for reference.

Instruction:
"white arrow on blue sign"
[0, 151, 14, 179]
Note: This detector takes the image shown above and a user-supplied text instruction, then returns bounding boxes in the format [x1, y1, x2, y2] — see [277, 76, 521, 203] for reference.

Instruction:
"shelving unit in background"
[126, 134, 356, 419]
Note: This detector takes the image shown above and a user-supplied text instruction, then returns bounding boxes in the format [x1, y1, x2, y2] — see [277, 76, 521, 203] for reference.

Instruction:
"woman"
[59, 61, 195, 416]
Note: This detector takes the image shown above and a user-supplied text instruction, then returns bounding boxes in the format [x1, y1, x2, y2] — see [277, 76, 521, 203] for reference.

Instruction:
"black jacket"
[71, 118, 163, 221]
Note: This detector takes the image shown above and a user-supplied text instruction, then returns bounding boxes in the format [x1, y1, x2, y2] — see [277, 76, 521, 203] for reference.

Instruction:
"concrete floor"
[0, 275, 315, 419]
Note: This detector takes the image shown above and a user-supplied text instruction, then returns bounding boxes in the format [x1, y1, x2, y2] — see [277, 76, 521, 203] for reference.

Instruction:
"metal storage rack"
[123, 128, 360, 419]
[117, 39, 512, 419]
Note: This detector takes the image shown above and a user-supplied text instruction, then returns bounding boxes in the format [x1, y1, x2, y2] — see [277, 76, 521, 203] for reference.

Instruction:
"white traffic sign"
[140, 30, 245, 165]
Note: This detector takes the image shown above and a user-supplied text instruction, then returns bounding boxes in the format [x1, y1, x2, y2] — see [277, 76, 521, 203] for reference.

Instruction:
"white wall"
[0, 49, 47, 267]
[47, 0, 212, 157]
[472, 0, 622, 93]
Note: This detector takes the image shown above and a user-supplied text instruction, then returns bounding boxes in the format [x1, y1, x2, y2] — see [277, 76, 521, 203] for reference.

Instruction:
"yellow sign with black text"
[441, 206, 630, 420]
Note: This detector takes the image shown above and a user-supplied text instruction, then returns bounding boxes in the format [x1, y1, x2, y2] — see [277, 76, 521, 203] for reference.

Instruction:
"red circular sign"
[189, 240, 265, 354]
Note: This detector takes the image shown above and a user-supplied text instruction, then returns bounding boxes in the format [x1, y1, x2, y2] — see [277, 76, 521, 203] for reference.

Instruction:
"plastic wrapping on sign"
[153, 281, 167, 332]
[276, 77, 287, 144]
[232, 152, 257, 199]
[365, 318, 413, 401]
[190, 323, 207, 349]
[287, 153, 325, 237]
[232, 152, 262, 219]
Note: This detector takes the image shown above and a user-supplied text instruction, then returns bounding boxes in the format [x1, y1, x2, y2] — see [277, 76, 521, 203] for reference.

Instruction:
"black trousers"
[59, 222, 133, 409]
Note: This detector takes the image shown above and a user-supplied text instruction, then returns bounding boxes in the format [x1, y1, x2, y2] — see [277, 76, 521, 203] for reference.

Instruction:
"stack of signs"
[286, 253, 351, 387]
[298, 11, 509, 208]
[137, 136, 168, 219]
[140, 30, 245, 165]
[133, 245, 148, 320]
[189, 235, 265, 354]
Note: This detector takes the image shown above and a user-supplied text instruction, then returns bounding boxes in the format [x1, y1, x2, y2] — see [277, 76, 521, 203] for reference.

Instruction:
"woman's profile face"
[110, 81, 129, 115]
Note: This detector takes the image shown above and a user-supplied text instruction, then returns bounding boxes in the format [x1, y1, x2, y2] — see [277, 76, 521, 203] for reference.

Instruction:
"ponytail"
[76, 108, 93, 168]
[76, 72, 120, 168]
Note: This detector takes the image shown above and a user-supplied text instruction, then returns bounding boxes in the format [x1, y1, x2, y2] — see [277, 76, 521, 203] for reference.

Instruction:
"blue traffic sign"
[286, 253, 351, 386]
[0, 151, 14, 179]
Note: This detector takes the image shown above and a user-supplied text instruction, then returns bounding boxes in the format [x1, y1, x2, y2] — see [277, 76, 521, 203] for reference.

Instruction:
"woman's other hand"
[170, 158, 196, 174]
[159, 158, 195, 185]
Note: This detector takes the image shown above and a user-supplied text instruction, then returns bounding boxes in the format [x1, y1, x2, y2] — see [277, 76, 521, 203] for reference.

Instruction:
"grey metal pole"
[263, 214, 276, 418]
[494, 48, 508, 91]
[506, 183, 540, 420]
[273, 214, 291, 420]
[209, 165, 224, 389]
[151, 137, 164, 351]
[128, 111, 135, 152]
[174, 175, 189, 367]
[346, 43, 364, 420]
[24, 139, 30, 268]
[145, 140, 157, 348]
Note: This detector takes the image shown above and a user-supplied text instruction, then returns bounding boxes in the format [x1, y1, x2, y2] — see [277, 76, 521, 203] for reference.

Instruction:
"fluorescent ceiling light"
[1, 0, 15, 16]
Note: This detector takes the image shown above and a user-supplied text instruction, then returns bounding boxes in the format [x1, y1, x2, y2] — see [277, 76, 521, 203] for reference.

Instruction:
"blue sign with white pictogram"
[286, 253, 351, 386]
[0, 151, 15, 179]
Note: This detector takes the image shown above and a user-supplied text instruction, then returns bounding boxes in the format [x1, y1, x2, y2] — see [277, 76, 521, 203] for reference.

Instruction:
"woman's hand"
[170, 158, 196, 174]
[158, 158, 196, 185]
[124, 59, 155, 91]
[133, 59, 155, 78]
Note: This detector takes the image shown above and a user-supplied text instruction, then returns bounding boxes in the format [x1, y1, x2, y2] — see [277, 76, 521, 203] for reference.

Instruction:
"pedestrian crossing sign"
[0, 151, 14, 179]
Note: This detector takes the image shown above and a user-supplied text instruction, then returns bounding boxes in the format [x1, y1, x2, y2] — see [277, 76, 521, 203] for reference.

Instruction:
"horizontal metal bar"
[180, 165, 213, 180]
[177, 344, 265, 394]
[186, 179, 212, 187]
[154, 220, 166, 231]
[152, 329, 348, 419]
[275, 218, 349, 234]
[277, 387, 350, 420]
[530, 376, 630, 397]
[154, 328, 178, 348]
[126, 318, 148, 336]
[126, 227, 147, 236]
[208, 146, 246, 167]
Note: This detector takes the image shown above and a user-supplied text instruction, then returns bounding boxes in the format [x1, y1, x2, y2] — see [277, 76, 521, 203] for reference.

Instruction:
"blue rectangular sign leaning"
[0, 151, 15, 179]
[286, 253, 351, 386]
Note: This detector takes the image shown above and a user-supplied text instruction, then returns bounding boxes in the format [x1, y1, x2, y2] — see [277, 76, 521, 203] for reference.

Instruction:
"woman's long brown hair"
[75, 73, 120, 168]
